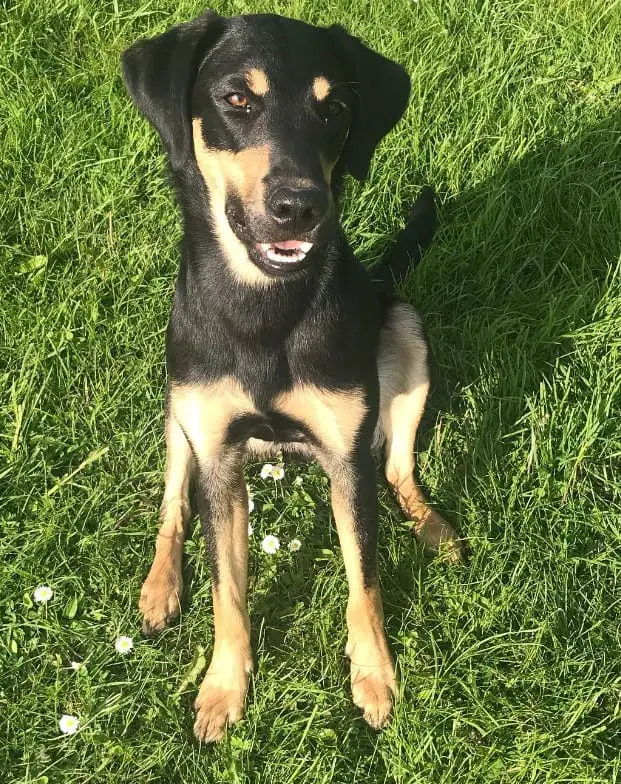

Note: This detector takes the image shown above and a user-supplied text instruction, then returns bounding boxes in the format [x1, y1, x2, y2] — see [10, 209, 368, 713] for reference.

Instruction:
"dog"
[122, 10, 462, 742]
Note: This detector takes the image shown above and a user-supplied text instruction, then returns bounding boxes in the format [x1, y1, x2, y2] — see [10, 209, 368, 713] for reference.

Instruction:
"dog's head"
[122, 12, 410, 282]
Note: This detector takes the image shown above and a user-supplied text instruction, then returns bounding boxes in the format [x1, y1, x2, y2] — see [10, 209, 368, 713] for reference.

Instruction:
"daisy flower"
[59, 714, 79, 735]
[260, 463, 274, 479]
[33, 585, 53, 604]
[70, 661, 84, 672]
[288, 538, 302, 552]
[114, 635, 134, 655]
[248, 523, 254, 536]
[271, 465, 285, 481]
[261, 534, 280, 555]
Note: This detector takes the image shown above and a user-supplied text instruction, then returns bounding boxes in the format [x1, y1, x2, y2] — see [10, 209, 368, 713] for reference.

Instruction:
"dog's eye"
[225, 93, 251, 111]
[323, 99, 346, 122]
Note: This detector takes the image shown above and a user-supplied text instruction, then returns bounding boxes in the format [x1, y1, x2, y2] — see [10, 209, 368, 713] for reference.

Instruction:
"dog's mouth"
[224, 202, 320, 276]
[255, 240, 314, 269]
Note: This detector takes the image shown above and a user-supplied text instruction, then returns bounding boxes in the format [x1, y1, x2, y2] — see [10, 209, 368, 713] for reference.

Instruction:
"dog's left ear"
[121, 11, 224, 170]
[329, 26, 410, 181]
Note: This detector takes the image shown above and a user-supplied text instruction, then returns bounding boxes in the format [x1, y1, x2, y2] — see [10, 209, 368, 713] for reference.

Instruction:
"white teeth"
[265, 249, 307, 264]
[256, 241, 314, 265]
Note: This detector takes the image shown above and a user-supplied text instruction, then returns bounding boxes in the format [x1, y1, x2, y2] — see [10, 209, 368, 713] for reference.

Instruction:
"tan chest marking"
[275, 385, 367, 457]
[172, 379, 367, 461]
[170, 378, 256, 461]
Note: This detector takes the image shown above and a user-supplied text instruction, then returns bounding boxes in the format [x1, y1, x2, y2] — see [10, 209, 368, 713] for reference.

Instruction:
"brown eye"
[225, 92, 250, 110]
[323, 99, 346, 122]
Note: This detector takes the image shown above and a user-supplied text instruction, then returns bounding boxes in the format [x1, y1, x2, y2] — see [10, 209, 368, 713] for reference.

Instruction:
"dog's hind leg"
[378, 302, 463, 562]
[139, 399, 193, 635]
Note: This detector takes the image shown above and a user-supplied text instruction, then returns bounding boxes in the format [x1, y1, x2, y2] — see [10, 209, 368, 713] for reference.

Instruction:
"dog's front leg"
[140, 410, 192, 635]
[192, 460, 252, 743]
[164, 382, 254, 742]
[329, 451, 397, 729]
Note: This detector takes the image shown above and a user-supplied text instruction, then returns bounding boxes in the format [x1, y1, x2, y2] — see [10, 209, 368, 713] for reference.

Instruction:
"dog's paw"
[349, 654, 397, 730]
[193, 666, 250, 743]
[411, 508, 464, 563]
[347, 635, 397, 730]
[139, 564, 183, 635]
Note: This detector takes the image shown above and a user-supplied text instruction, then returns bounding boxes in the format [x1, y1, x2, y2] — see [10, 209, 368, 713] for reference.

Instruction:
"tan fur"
[158, 381, 256, 741]
[192, 118, 275, 287]
[331, 482, 396, 729]
[377, 303, 463, 561]
[142, 302, 461, 741]
[245, 68, 269, 95]
[170, 377, 256, 461]
[141, 379, 256, 640]
[194, 480, 253, 742]
[276, 382, 396, 725]
[312, 75, 331, 101]
[139, 414, 193, 634]
[275, 385, 367, 457]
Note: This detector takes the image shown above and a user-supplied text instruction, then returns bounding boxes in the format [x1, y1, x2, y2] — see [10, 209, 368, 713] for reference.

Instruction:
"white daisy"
[260, 463, 274, 479]
[271, 465, 285, 481]
[114, 635, 134, 655]
[248, 497, 255, 513]
[70, 661, 84, 671]
[289, 538, 302, 552]
[248, 523, 254, 536]
[33, 585, 53, 604]
[261, 534, 280, 555]
[59, 714, 79, 735]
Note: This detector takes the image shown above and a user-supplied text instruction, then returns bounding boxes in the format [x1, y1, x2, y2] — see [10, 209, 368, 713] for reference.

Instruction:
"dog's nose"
[267, 186, 328, 234]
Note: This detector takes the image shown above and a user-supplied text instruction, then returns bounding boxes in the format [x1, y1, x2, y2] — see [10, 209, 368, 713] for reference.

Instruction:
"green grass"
[1, 0, 620, 781]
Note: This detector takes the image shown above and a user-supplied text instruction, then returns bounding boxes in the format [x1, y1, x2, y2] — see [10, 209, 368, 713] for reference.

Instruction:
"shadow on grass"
[415, 111, 621, 522]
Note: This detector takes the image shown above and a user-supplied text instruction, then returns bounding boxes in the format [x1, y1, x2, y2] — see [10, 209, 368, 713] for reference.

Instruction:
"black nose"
[267, 186, 328, 234]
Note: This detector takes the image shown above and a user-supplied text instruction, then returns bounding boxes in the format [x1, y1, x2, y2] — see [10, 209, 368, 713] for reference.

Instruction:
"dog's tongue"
[273, 240, 313, 253]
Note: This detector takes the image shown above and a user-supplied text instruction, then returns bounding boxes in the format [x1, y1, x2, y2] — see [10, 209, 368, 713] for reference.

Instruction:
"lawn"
[1, 0, 620, 781]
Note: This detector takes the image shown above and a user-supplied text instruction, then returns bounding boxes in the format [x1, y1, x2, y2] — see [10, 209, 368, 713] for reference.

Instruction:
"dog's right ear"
[121, 11, 223, 170]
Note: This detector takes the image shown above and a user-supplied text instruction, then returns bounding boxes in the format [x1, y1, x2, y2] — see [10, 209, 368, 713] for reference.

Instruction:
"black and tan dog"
[122, 10, 462, 742]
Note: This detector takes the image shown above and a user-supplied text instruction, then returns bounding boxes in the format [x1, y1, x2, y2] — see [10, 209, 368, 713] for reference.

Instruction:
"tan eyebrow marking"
[245, 68, 269, 96]
[312, 75, 331, 101]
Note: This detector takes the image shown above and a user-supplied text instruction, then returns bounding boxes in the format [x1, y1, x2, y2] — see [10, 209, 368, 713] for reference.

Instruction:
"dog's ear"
[330, 26, 410, 181]
[121, 11, 223, 170]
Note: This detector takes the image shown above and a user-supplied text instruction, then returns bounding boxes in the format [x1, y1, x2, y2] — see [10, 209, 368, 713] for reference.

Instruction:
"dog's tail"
[371, 185, 437, 292]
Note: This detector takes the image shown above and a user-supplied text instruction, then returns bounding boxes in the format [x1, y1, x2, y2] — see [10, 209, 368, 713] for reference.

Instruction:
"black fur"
[122, 11, 224, 170]
[372, 185, 437, 293]
[122, 11, 434, 588]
